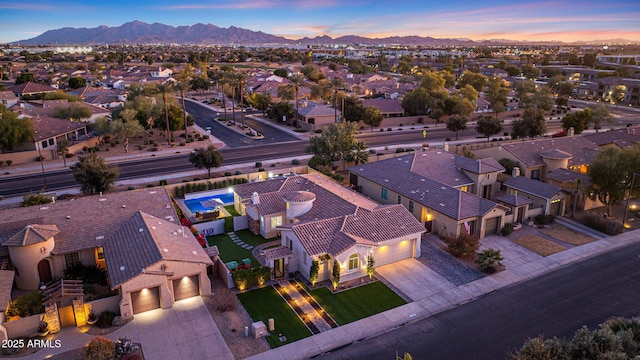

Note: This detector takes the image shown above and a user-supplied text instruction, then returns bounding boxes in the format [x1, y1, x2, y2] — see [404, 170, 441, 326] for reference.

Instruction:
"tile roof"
[500, 136, 599, 167]
[351, 154, 499, 220]
[0, 189, 177, 255]
[495, 194, 534, 207]
[297, 103, 339, 117]
[503, 176, 562, 199]
[263, 246, 294, 261]
[104, 211, 212, 288]
[29, 116, 88, 141]
[584, 127, 640, 148]
[2, 224, 60, 247]
[0, 270, 15, 311]
[410, 151, 473, 187]
[455, 156, 506, 174]
[8, 82, 57, 96]
[0, 218, 44, 257]
[546, 168, 592, 185]
[361, 99, 404, 114]
[0, 90, 18, 101]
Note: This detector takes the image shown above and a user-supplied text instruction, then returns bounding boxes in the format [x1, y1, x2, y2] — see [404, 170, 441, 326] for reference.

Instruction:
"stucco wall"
[9, 237, 55, 290]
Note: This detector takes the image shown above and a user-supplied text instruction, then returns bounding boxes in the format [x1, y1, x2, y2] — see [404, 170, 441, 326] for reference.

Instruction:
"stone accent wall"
[248, 218, 260, 235]
[44, 303, 61, 334]
[72, 298, 86, 326]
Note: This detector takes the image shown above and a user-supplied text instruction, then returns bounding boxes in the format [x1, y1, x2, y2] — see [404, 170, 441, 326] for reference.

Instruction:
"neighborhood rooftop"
[503, 176, 562, 199]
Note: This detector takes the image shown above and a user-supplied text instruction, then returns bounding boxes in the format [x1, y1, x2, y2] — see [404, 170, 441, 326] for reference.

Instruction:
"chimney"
[251, 192, 260, 205]
[512, 167, 520, 177]
[443, 142, 449, 152]
[567, 127, 575, 136]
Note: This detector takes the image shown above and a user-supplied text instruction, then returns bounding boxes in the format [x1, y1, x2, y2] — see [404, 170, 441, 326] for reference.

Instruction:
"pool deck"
[175, 197, 233, 223]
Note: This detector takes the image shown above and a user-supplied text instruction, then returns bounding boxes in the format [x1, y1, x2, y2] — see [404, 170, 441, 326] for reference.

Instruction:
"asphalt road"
[184, 99, 299, 147]
[317, 241, 640, 360]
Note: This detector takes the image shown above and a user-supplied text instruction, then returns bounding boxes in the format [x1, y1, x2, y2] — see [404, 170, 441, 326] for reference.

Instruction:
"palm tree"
[328, 77, 344, 123]
[236, 72, 248, 128]
[156, 82, 173, 145]
[175, 80, 191, 139]
[290, 74, 305, 128]
[228, 72, 239, 126]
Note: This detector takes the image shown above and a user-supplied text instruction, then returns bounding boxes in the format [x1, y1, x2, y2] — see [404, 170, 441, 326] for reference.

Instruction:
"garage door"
[173, 275, 200, 301]
[550, 200, 562, 215]
[485, 217, 500, 235]
[131, 287, 160, 314]
[373, 239, 414, 266]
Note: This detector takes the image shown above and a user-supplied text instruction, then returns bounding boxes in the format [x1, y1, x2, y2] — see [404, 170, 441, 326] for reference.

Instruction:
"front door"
[516, 207, 525, 223]
[38, 259, 52, 284]
[274, 258, 284, 278]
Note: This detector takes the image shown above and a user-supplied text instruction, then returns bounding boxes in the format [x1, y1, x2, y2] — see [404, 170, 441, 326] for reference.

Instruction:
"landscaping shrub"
[445, 233, 480, 258]
[581, 213, 623, 235]
[158, 179, 168, 186]
[235, 170, 242, 175]
[291, 159, 301, 165]
[501, 223, 514, 236]
[5, 290, 44, 317]
[95, 310, 117, 328]
[224, 172, 232, 176]
[258, 167, 265, 172]
[232, 269, 255, 291]
[85, 336, 115, 360]
[22, 191, 53, 207]
[534, 214, 555, 225]
[255, 266, 271, 287]
[476, 248, 505, 273]
[6, 160, 12, 166]
[395, 148, 405, 153]
[64, 264, 107, 285]
[255, 161, 262, 168]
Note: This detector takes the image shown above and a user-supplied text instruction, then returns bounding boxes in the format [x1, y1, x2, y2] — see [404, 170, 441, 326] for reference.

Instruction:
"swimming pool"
[184, 193, 235, 213]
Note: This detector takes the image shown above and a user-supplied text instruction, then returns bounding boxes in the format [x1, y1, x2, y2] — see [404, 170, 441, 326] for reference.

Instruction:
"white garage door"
[373, 239, 414, 266]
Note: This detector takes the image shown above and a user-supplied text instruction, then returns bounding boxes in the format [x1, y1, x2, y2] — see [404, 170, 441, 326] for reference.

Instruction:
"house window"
[348, 254, 359, 270]
[65, 252, 81, 268]
[397, 195, 402, 204]
[96, 247, 105, 260]
[303, 251, 308, 265]
[381, 188, 388, 200]
[531, 169, 540, 180]
[260, 216, 265, 230]
[271, 216, 282, 230]
[409, 201, 414, 212]
[41, 140, 48, 149]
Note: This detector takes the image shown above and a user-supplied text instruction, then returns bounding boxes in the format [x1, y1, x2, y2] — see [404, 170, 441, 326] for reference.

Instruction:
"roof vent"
[122, 205, 126, 208]
[441, 187, 446, 190]
[149, 191, 157, 194]
[95, 235, 104, 240]
[119, 266, 125, 271]
[384, 179, 389, 182]
[163, 248, 169, 253]
[151, 226, 156, 230]
[138, 228, 144, 232]
[40, 206, 49, 210]
[439, 203, 446, 207]
[66, 215, 71, 219]
[99, 198, 107, 202]
[192, 251, 198, 255]
[420, 179, 425, 182]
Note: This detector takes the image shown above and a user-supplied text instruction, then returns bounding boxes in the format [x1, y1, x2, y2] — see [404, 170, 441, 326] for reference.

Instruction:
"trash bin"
[242, 258, 251, 267]
[225, 261, 238, 270]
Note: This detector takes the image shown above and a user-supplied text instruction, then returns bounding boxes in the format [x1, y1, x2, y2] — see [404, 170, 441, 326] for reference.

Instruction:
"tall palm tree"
[328, 77, 344, 123]
[290, 74, 305, 128]
[236, 72, 248, 128]
[156, 82, 173, 145]
[175, 80, 191, 139]
[228, 72, 239, 126]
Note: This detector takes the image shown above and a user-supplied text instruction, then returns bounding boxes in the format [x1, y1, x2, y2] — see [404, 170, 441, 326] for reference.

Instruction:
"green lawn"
[302, 280, 407, 325]
[224, 205, 240, 217]
[206, 228, 274, 265]
[237, 286, 311, 348]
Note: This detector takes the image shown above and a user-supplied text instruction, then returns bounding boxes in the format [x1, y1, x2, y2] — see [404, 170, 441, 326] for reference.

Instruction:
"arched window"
[348, 254, 359, 270]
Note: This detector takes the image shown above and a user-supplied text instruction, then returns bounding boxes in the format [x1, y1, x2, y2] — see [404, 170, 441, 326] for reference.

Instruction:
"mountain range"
[12, 21, 637, 47]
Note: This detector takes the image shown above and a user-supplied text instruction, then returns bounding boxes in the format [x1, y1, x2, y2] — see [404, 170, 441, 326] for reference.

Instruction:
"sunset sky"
[0, 0, 638, 44]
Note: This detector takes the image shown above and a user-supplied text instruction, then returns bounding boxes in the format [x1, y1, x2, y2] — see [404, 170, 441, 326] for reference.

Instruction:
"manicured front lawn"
[206, 229, 274, 265]
[237, 286, 312, 348]
[302, 280, 406, 325]
[224, 205, 240, 217]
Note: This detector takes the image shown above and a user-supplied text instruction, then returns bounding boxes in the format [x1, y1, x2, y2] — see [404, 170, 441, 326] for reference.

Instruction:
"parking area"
[375, 258, 456, 301]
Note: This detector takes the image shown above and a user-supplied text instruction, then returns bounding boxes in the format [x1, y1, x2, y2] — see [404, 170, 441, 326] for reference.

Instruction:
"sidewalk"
[246, 228, 640, 360]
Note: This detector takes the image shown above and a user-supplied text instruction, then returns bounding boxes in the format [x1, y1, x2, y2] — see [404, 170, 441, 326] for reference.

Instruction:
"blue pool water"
[184, 193, 235, 213]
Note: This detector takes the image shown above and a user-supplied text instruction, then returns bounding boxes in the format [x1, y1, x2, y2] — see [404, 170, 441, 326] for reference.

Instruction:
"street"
[317, 241, 640, 360]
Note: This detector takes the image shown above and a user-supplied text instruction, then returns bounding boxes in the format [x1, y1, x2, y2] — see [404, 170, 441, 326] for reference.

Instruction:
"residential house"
[294, 101, 341, 132]
[232, 174, 425, 284]
[150, 67, 173, 78]
[0, 90, 19, 108]
[17, 99, 111, 123]
[0, 189, 212, 321]
[8, 82, 57, 99]
[546, 168, 603, 213]
[584, 126, 640, 149]
[503, 174, 565, 217]
[349, 151, 508, 239]
[361, 98, 404, 118]
[473, 136, 600, 181]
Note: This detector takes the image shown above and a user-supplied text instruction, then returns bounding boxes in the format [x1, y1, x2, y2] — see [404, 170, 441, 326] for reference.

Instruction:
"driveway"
[375, 258, 456, 301]
[126, 296, 233, 360]
[480, 233, 542, 268]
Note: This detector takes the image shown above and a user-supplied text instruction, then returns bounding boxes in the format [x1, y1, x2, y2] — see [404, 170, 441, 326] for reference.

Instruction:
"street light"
[622, 172, 640, 228]
[33, 131, 47, 190]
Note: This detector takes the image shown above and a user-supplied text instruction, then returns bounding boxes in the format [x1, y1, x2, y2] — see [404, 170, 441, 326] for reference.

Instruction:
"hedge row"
[174, 178, 248, 197]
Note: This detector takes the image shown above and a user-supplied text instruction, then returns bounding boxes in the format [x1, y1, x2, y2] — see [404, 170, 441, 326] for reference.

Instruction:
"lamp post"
[622, 172, 640, 228]
[33, 131, 47, 190]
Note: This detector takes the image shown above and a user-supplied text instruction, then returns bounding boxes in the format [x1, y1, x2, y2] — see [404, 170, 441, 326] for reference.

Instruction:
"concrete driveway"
[127, 296, 233, 360]
[376, 258, 456, 301]
[480, 234, 542, 269]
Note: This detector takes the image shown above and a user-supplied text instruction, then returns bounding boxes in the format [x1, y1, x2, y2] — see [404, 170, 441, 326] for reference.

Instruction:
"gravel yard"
[204, 278, 271, 359]
[419, 236, 484, 286]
